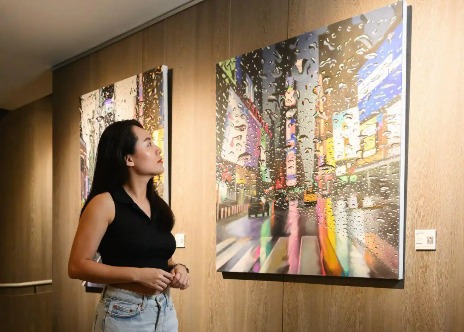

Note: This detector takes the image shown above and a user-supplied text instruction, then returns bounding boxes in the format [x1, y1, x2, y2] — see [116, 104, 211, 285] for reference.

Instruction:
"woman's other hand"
[170, 265, 189, 290]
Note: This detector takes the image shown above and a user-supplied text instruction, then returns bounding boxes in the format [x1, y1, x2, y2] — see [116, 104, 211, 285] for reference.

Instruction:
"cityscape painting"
[216, 2, 407, 279]
[80, 65, 169, 204]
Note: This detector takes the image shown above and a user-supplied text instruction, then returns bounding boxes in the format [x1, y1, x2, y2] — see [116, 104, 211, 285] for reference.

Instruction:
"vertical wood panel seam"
[141, 28, 144, 72]
[163, 21, 167, 64]
[88, 56, 91, 101]
[286, 0, 290, 40]
[228, 0, 232, 56]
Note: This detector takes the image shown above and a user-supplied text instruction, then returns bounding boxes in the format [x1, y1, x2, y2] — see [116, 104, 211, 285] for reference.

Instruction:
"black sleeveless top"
[98, 187, 176, 272]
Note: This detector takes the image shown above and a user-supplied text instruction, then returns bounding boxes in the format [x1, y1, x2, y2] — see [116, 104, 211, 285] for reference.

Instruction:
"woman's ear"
[125, 155, 135, 167]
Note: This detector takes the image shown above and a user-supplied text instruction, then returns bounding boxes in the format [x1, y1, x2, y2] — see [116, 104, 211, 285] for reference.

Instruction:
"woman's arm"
[68, 193, 172, 290]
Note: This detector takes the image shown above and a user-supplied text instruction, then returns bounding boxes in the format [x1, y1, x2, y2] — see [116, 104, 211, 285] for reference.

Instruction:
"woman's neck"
[122, 179, 148, 201]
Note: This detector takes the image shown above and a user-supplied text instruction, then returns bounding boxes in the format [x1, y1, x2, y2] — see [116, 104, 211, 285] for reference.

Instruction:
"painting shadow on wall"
[167, 69, 173, 206]
[223, 271, 404, 289]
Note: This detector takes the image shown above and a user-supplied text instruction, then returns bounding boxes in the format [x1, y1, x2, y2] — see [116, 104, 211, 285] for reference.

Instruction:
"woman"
[68, 119, 189, 331]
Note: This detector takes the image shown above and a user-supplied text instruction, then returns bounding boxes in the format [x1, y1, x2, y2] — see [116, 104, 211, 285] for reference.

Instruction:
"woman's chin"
[153, 166, 165, 175]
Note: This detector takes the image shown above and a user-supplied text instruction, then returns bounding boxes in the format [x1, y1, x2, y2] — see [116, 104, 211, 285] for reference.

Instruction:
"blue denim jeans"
[93, 286, 178, 332]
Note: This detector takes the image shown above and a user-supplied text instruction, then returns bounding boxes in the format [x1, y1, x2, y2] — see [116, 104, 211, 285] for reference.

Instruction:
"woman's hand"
[170, 265, 189, 290]
[135, 268, 174, 292]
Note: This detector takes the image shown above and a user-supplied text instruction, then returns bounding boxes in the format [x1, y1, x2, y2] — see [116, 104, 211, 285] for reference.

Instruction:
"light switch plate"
[174, 233, 185, 248]
[415, 229, 436, 250]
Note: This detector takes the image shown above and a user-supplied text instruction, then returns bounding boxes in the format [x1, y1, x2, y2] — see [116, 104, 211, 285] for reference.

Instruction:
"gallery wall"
[0, 70, 53, 111]
[53, 0, 464, 331]
[0, 95, 53, 331]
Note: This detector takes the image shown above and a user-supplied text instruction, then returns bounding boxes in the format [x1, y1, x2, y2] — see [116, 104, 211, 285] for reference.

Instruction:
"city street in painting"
[216, 2, 407, 279]
[80, 66, 169, 204]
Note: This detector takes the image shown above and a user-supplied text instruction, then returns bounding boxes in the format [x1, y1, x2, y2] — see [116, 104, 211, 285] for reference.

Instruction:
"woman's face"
[127, 125, 164, 176]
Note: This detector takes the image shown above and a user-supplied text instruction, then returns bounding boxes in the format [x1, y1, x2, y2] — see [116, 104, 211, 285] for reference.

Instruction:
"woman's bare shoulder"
[82, 192, 115, 223]
[88, 192, 114, 206]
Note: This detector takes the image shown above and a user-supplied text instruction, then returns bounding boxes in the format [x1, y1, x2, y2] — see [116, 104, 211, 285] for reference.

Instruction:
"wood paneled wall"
[53, 0, 464, 331]
[0, 292, 52, 332]
[0, 95, 52, 331]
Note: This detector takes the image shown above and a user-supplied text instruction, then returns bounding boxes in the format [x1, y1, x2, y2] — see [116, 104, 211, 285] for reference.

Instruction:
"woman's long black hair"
[81, 119, 174, 232]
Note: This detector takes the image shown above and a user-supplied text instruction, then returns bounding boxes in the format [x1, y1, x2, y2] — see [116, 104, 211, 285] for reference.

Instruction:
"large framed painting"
[216, 2, 408, 279]
[80, 65, 169, 203]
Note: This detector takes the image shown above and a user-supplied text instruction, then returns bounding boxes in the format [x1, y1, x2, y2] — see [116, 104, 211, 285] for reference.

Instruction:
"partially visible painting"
[80, 65, 169, 203]
[216, 2, 407, 279]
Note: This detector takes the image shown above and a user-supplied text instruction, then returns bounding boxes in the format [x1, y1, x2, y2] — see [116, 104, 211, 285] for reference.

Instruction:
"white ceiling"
[0, 0, 199, 110]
